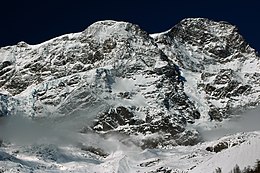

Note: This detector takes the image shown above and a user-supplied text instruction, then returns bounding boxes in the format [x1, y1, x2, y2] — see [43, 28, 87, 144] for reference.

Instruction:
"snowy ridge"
[0, 18, 260, 172]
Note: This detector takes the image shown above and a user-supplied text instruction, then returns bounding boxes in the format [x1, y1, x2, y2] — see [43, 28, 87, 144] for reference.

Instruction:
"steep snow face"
[0, 20, 200, 148]
[153, 18, 260, 121]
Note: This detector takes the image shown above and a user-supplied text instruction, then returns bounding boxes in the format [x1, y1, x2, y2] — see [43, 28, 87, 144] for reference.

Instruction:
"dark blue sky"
[1, 0, 259, 51]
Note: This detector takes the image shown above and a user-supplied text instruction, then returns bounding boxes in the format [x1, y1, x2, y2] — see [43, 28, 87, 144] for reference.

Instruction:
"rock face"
[0, 18, 259, 148]
[153, 18, 260, 121]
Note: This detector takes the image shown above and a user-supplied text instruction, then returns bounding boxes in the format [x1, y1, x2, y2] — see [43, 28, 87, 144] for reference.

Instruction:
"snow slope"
[190, 132, 260, 173]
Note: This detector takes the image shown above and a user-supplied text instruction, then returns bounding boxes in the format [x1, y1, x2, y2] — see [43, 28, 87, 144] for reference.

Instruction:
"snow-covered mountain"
[0, 18, 259, 173]
[152, 18, 260, 121]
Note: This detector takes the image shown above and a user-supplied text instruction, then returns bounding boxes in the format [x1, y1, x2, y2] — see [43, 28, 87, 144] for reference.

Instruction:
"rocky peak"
[153, 18, 260, 121]
[154, 18, 255, 72]
[0, 20, 200, 148]
[83, 20, 151, 42]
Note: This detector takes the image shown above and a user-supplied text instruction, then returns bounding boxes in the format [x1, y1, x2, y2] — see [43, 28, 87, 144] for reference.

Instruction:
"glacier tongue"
[0, 18, 260, 172]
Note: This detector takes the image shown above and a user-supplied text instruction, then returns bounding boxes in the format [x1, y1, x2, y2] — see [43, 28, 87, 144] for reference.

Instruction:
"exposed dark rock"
[147, 167, 174, 173]
[140, 159, 160, 167]
[208, 107, 223, 121]
[80, 145, 108, 157]
[93, 106, 135, 131]
[212, 141, 229, 153]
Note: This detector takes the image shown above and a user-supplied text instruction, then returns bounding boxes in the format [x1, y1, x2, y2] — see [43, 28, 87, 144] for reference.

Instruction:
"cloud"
[196, 108, 260, 141]
[0, 106, 103, 146]
[0, 106, 141, 157]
